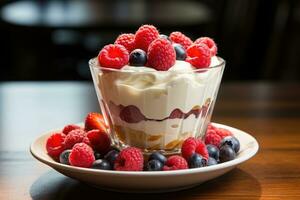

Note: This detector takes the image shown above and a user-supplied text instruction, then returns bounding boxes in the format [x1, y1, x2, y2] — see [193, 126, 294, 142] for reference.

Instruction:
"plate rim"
[30, 122, 259, 176]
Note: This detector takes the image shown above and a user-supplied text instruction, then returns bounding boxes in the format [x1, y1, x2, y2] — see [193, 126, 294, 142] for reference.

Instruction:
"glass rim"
[89, 56, 225, 73]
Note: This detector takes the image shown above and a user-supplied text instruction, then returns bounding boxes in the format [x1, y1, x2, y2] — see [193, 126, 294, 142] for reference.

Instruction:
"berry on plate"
[163, 155, 188, 171]
[147, 38, 176, 71]
[46, 132, 66, 159]
[148, 152, 167, 165]
[159, 34, 171, 41]
[104, 150, 119, 166]
[84, 112, 107, 131]
[114, 147, 144, 171]
[129, 49, 147, 66]
[64, 129, 86, 149]
[194, 37, 217, 56]
[172, 43, 187, 60]
[205, 130, 222, 147]
[207, 157, 218, 166]
[115, 33, 135, 53]
[59, 149, 72, 165]
[219, 145, 236, 163]
[219, 136, 240, 153]
[146, 160, 163, 171]
[169, 31, 193, 50]
[69, 143, 95, 168]
[134, 24, 159, 52]
[188, 153, 207, 168]
[92, 159, 112, 170]
[206, 144, 220, 161]
[216, 128, 233, 139]
[98, 44, 129, 69]
[85, 129, 111, 154]
[181, 137, 209, 160]
[186, 43, 211, 68]
[62, 124, 81, 135]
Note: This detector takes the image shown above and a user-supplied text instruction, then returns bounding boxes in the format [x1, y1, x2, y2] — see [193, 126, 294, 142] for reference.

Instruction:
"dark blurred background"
[0, 0, 299, 82]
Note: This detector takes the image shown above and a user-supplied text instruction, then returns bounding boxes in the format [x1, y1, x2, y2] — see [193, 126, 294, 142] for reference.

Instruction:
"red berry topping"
[134, 25, 159, 52]
[163, 155, 188, 171]
[69, 143, 95, 168]
[98, 44, 129, 69]
[181, 137, 209, 160]
[194, 37, 217, 56]
[84, 112, 107, 131]
[64, 129, 86, 149]
[115, 33, 135, 53]
[207, 123, 218, 131]
[114, 147, 144, 171]
[205, 130, 222, 147]
[186, 43, 211, 68]
[62, 124, 81, 135]
[46, 132, 66, 159]
[169, 31, 193, 50]
[147, 38, 176, 71]
[85, 129, 111, 154]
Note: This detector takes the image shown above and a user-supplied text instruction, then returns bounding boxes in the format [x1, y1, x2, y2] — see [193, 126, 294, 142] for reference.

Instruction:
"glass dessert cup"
[89, 57, 225, 155]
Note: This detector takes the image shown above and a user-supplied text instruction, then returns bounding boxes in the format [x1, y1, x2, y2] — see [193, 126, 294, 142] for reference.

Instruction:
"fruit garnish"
[64, 129, 86, 149]
[194, 37, 217, 56]
[169, 31, 193, 50]
[147, 38, 176, 71]
[46, 132, 66, 159]
[129, 49, 147, 66]
[181, 137, 209, 160]
[134, 24, 159, 52]
[69, 143, 95, 168]
[163, 155, 188, 170]
[172, 43, 186, 60]
[84, 112, 107, 131]
[62, 124, 82, 135]
[114, 147, 144, 171]
[98, 44, 129, 69]
[186, 43, 211, 68]
[85, 129, 111, 154]
[115, 33, 135, 53]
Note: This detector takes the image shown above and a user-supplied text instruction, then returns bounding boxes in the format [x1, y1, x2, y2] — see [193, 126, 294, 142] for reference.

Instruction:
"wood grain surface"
[0, 82, 299, 200]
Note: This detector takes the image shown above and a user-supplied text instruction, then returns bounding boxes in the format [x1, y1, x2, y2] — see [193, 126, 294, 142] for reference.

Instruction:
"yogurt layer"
[96, 56, 223, 120]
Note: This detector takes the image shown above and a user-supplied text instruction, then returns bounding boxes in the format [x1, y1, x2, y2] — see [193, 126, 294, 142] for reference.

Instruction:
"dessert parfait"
[89, 25, 225, 154]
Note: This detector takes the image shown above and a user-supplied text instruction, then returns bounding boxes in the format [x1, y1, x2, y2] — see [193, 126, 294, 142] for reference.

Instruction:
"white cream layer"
[97, 57, 223, 120]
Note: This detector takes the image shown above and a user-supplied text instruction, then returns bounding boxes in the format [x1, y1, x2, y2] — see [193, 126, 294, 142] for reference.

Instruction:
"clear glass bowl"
[89, 58, 225, 154]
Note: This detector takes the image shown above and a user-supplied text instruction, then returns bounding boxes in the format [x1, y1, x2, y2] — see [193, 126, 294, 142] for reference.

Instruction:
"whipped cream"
[97, 56, 223, 119]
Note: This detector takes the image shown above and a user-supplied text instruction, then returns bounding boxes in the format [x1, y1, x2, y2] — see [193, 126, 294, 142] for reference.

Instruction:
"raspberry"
[64, 129, 86, 149]
[62, 124, 81, 135]
[163, 155, 188, 171]
[114, 147, 144, 171]
[207, 123, 217, 131]
[85, 129, 111, 154]
[194, 37, 217, 56]
[181, 137, 209, 160]
[115, 33, 135, 53]
[98, 44, 129, 69]
[169, 31, 193, 50]
[216, 128, 233, 139]
[69, 143, 95, 168]
[147, 38, 176, 71]
[205, 129, 222, 147]
[84, 112, 107, 131]
[134, 25, 159, 52]
[186, 44, 211, 68]
[46, 132, 66, 159]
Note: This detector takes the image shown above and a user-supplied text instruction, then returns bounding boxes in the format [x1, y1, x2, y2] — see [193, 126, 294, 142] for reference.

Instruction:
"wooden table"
[0, 82, 299, 200]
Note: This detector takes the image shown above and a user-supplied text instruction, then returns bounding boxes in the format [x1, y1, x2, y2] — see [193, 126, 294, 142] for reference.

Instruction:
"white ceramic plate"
[30, 123, 259, 193]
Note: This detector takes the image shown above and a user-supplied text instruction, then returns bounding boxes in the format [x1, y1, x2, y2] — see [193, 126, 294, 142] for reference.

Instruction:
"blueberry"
[206, 144, 220, 160]
[207, 157, 218, 166]
[148, 152, 167, 165]
[159, 34, 171, 41]
[146, 160, 163, 171]
[104, 150, 119, 166]
[172, 43, 186, 60]
[59, 150, 71, 165]
[94, 152, 102, 160]
[92, 159, 112, 170]
[219, 145, 236, 163]
[188, 153, 207, 168]
[129, 49, 147, 66]
[219, 136, 240, 153]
